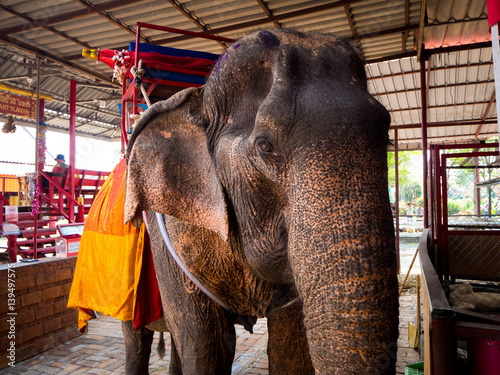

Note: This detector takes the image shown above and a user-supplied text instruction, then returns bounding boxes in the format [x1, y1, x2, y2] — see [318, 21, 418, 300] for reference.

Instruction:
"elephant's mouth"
[265, 286, 301, 315]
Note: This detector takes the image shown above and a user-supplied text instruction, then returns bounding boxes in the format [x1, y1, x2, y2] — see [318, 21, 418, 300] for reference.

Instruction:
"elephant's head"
[125, 29, 398, 374]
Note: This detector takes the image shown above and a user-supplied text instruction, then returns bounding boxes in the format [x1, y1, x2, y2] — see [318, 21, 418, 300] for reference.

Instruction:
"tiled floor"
[4, 285, 421, 374]
[2, 238, 422, 374]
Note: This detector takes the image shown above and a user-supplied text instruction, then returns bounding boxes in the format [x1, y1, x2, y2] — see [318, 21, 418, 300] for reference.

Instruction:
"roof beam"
[417, 0, 427, 60]
[428, 16, 489, 27]
[43, 111, 113, 130]
[0, 79, 121, 119]
[150, 0, 367, 45]
[76, 83, 119, 90]
[344, 5, 356, 36]
[49, 98, 121, 119]
[426, 55, 431, 100]
[348, 23, 419, 42]
[372, 79, 494, 96]
[93, 126, 118, 137]
[72, 0, 150, 42]
[0, 54, 13, 70]
[255, 0, 281, 28]
[0, 35, 119, 87]
[164, 0, 230, 48]
[403, 0, 410, 53]
[0, 0, 144, 36]
[0, 3, 93, 49]
[475, 91, 496, 138]
[379, 35, 492, 62]
[344, 4, 365, 59]
[76, 97, 121, 104]
[3, 117, 117, 141]
[389, 101, 494, 113]
[0, 71, 62, 83]
[61, 0, 370, 60]
[391, 133, 497, 143]
[368, 62, 493, 80]
[64, 17, 418, 61]
[365, 51, 417, 65]
[47, 101, 121, 120]
[423, 41, 495, 57]
[391, 120, 497, 130]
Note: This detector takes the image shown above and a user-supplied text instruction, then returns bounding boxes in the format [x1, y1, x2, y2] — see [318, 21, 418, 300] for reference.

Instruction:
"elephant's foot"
[122, 320, 154, 375]
[169, 335, 182, 375]
[267, 302, 314, 374]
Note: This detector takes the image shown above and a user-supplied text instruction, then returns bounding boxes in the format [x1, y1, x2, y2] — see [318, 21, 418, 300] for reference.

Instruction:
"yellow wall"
[0, 175, 20, 192]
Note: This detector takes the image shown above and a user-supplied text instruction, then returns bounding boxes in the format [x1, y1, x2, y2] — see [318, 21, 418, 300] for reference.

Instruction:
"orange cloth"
[67, 159, 145, 331]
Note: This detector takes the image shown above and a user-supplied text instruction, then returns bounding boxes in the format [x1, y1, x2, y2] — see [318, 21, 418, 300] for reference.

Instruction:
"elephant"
[122, 29, 399, 374]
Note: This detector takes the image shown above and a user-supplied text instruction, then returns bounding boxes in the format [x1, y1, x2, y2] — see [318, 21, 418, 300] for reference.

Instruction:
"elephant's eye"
[256, 138, 275, 155]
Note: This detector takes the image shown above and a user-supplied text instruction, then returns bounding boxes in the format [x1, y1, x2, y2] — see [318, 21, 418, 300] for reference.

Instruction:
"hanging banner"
[0, 92, 35, 119]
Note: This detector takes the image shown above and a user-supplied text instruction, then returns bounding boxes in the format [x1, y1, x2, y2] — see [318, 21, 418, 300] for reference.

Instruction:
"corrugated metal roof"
[0, 0, 496, 150]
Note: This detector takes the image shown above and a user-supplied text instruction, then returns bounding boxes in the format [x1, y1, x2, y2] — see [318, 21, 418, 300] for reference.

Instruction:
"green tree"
[387, 150, 421, 188]
[387, 150, 423, 204]
[400, 181, 422, 203]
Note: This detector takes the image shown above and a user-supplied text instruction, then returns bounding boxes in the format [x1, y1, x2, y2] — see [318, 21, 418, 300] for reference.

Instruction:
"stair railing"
[1, 193, 20, 262]
[38, 171, 84, 223]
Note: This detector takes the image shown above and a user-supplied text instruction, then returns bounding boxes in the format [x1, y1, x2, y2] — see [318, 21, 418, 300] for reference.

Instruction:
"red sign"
[4, 205, 18, 224]
[0, 92, 35, 119]
[488, 0, 500, 29]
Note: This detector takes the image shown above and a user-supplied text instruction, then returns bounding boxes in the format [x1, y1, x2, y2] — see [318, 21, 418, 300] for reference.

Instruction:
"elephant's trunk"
[288, 143, 399, 374]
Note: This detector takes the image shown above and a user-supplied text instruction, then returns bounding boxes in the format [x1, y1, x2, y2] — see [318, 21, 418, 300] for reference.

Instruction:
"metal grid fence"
[433, 144, 500, 313]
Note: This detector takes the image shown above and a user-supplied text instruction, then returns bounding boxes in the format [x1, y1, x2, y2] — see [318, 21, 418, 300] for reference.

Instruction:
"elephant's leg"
[267, 302, 314, 374]
[121, 320, 154, 375]
[169, 335, 182, 375]
[147, 213, 236, 374]
[165, 303, 236, 375]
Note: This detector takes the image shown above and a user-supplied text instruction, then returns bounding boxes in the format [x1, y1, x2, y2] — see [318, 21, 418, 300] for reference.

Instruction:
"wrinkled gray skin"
[123, 29, 398, 374]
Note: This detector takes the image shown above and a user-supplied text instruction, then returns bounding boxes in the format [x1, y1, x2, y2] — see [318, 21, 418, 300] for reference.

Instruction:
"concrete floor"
[399, 241, 420, 275]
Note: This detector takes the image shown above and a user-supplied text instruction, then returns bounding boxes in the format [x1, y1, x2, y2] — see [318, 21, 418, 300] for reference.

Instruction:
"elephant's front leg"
[147, 213, 237, 375]
[267, 302, 314, 374]
[121, 320, 154, 375]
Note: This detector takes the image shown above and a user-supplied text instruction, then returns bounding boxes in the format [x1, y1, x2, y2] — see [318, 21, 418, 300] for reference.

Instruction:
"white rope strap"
[130, 59, 152, 108]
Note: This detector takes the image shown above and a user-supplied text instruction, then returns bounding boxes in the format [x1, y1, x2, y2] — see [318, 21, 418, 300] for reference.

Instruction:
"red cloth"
[134, 230, 163, 329]
[488, 0, 500, 29]
[97, 49, 215, 76]
[68, 160, 162, 331]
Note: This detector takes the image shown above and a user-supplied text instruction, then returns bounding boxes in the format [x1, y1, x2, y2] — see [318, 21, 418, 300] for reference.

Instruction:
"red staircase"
[1, 169, 110, 261]
[12, 207, 61, 258]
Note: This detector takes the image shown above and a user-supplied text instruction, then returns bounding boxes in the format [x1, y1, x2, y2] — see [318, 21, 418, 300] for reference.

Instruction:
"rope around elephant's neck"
[130, 59, 152, 125]
[152, 212, 301, 320]
[154, 212, 234, 312]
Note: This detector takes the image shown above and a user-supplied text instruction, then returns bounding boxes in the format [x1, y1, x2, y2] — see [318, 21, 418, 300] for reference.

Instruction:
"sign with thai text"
[4, 206, 18, 224]
[2, 223, 20, 235]
[0, 92, 35, 119]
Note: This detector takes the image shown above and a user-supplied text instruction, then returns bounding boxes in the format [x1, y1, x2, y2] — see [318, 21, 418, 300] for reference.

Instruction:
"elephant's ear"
[124, 87, 228, 241]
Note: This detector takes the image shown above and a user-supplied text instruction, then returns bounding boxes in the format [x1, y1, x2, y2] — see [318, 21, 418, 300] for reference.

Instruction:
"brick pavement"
[5, 290, 421, 374]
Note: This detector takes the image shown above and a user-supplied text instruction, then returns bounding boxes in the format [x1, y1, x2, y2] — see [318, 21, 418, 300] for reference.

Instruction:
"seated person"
[52, 154, 69, 187]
